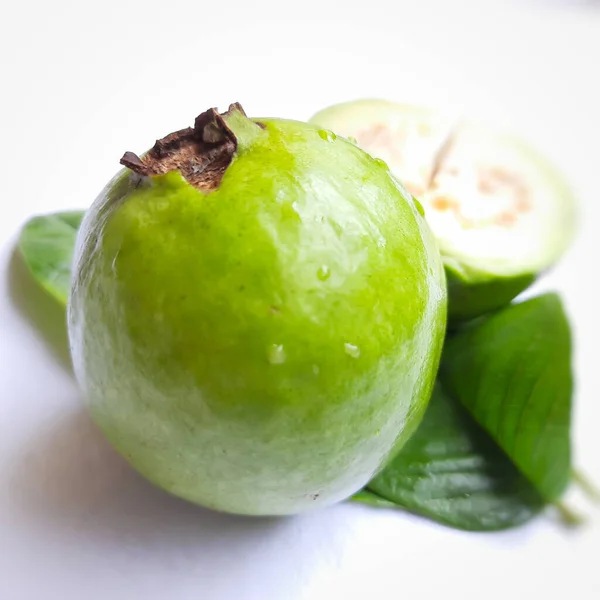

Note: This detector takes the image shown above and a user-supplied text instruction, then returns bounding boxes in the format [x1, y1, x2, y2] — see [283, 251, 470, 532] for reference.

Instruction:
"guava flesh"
[68, 106, 447, 516]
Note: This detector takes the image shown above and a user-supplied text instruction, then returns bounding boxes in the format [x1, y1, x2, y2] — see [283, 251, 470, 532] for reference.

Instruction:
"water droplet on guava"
[318, 129, 337, 142]
[268, 344, 286, 365]
[281, 202, 301, 221]
[412, 196, 425, 217]
[347, 136, 358, 144]
[344, 343, 360, 358]
[317, 265, 331, 281]
[312, 365, 320, 375]
[374, 158, 389, 170]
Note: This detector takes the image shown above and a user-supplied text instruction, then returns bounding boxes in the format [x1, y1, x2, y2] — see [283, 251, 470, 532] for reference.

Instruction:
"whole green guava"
[68, 103, 447, 515]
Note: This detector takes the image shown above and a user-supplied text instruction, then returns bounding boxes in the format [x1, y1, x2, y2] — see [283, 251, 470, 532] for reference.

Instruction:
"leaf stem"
[571, 469, 600, 503]
[552, 502, 586, 528]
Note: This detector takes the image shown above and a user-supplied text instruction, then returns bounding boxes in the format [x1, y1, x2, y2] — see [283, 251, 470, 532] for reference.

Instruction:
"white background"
[1, 1, 599, 599]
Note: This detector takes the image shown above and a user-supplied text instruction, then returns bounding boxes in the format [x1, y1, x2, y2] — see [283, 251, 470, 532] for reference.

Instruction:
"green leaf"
[18, 211, 85, 306]
[439, 293, 573, 501]
[351, 489, 398, 509]
[366, 383, 544, 531]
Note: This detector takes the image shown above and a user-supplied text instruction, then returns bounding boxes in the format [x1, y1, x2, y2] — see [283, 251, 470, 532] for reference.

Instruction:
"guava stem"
[572, 469, 600, 504]
[119, 103, 260, 194]
[221, 104, 266, 150]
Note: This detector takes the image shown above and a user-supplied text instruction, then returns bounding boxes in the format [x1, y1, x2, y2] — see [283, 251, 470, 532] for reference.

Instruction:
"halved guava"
[310, 100, 577, 321]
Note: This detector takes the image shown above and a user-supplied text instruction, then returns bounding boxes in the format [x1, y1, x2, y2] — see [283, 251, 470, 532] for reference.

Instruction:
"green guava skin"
[68, 114, 447, 516]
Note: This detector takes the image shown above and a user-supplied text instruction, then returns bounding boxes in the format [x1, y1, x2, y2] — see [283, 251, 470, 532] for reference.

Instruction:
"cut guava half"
[310, 100, 577, 321]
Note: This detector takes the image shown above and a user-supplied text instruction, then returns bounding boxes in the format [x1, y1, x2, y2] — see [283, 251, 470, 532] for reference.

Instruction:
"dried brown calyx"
[120, 102, 248, 193]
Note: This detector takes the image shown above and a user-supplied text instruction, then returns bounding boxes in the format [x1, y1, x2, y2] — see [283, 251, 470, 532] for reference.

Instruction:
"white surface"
[1, 1, 600, 599]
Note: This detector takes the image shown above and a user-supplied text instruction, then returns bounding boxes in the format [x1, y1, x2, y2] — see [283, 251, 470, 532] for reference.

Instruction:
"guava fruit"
[310, 99, 577, 321]
[68, 103, 447, 516]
